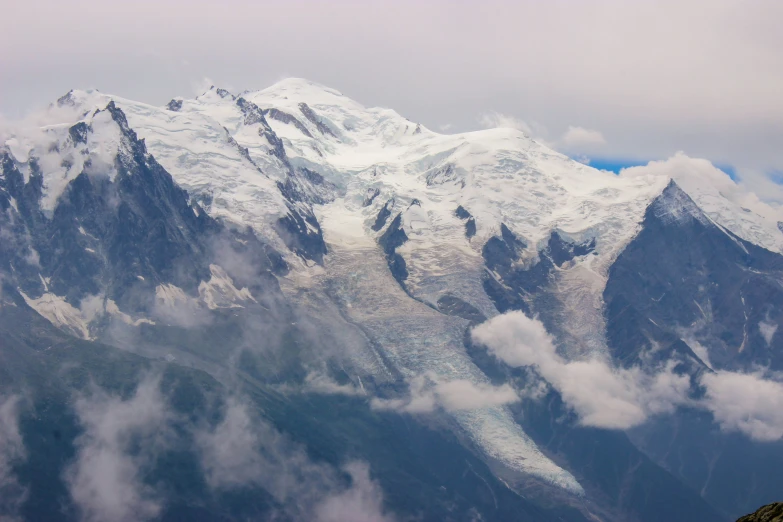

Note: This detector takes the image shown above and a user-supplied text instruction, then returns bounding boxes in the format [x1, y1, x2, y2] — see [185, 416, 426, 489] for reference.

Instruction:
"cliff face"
[738, 503, 783, 522]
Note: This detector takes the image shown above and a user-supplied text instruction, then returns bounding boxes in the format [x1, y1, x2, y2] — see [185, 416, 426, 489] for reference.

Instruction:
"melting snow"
[19, 290, 91, 339]
[198, 264, 256, 309]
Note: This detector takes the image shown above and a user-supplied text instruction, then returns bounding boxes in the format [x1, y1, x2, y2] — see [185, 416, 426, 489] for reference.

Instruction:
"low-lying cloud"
[196, 397, 296, 492]
[700, 371, 783, 442]
[759, 319, 778, 346]
[471, 311, 690, 429]
[370, 372, 520, 414]
[303, 372, 364, 396]
[58, 375, 396, 522]
[0, 394, 27, 521]
[196, 397, 396, 521]
[65, 377, 170, 522]
[471, 311, 783, 441]
[314, 462, 395, 522]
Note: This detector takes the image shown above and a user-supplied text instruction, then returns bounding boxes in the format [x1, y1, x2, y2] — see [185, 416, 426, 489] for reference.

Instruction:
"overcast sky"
[1, 0, 782, 189]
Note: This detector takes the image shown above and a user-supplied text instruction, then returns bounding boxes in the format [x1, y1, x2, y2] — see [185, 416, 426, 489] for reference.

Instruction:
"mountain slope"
[2, 78, 782, 521]
[737, 502, 783, 522]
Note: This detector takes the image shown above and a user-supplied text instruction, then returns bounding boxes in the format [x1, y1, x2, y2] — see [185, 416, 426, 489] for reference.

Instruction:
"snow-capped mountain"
[2, 78, 782, 522]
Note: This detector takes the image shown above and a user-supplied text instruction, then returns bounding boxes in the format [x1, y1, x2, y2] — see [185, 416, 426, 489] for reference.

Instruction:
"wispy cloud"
[560, 125, 606, 151]
[195, 397, 396, 521]
[478, 111, 535, 135]
[303, 372, 364, 396]
[314, 462, 395, 522]
[370, 372, 519, 414]
[57, 373, 396, 522]
[190, 77, 215, 97]
[195, 397, 282, 491]
[477, 114, 607, 158]
[0, 394, 27, 521]
[759, 319, 778, 346]
[64, 377, 170, 522]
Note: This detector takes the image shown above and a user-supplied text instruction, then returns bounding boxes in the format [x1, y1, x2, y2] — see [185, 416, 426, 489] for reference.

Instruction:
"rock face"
[605, 181, 783, 372]
[0, 101, 286, 337]
[377, 212, 409, 287]
[737, 503, 783, 522]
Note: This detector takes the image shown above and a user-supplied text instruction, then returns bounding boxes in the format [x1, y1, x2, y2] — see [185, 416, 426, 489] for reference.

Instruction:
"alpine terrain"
[1, 79, 782, 521]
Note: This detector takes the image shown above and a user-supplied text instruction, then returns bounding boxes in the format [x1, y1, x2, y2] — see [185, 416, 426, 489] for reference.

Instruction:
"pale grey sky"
[1, 0, 782, 189]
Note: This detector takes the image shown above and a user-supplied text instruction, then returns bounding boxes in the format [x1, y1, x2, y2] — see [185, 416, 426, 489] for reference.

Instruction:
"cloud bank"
[471, 312, 690, 429]
[620, 152, 783, 213]
[471, 311, 783, 440]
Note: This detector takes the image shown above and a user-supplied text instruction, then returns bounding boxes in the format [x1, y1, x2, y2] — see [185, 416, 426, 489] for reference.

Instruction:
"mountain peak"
[195, 85, 236, 102]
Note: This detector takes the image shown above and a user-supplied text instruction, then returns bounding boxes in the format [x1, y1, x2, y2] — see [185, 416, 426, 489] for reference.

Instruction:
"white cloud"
[314, 462, 395, 522]
[370, 372, 519, 414]
[560, 126, 606, 151]
[195, 397, 336, 501]
[0, 395, 25, 482]
[471, 311, 552, 368]
[733, 167, 783, 206]
[619, 153, 783, 252]
[196, 397, 396, 521]
[303, 372, 364, 396]
[0, 394, 27, 520]
[759, 320, 778, 346]
[435, 379, 519, 411]
[700, 371, 783, 442]
[471, 311, 783, 441]
[190, 77, 215, 97]
[621, 152, 783, 212]
[65, 377, 170, 522]
[572, 155, 592, 165]
[478, 111, 534, 135]
[369, 375, 436, 414]
[470, 312, 691, 429]
[195, 398, 268, 490]
[682, 336, 714, 370]
[61, 380, 396, 522]
[23, 247, 40, 268]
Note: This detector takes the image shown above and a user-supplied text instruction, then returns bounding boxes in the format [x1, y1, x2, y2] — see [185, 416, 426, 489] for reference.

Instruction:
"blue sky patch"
[581, 158, 649, 173]
[584, 156, 740, 182]
[715, 164, 738, 181]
